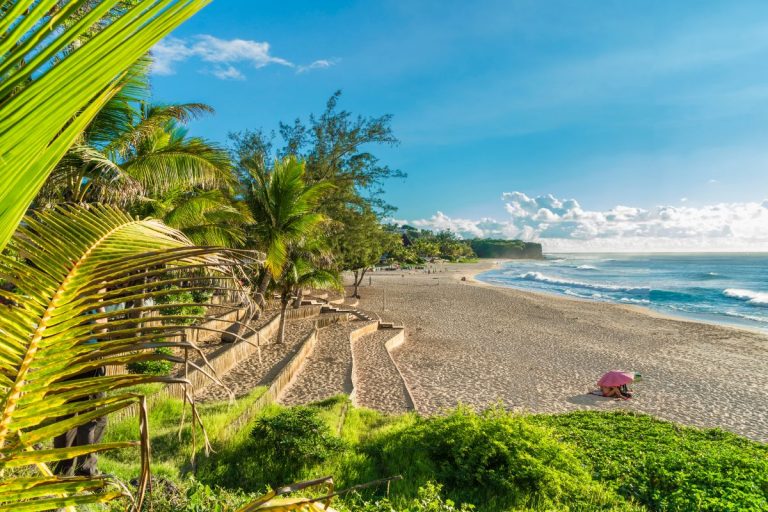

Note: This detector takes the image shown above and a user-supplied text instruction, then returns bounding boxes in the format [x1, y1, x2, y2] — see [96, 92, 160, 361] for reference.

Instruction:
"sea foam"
[517, 272, 649, 293]
[723, 288, 768, 306]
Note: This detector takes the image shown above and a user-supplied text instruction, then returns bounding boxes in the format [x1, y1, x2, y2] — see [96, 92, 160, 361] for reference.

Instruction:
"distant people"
[600, 385, 631, 400]
[597, 370, 635, 400]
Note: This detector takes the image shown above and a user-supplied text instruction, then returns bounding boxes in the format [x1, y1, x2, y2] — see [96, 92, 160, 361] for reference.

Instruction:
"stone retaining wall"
[314, 313, 350, 329]
[348, 321, 385, 406]
[111, 306, 319, 420]
[349, 326, 416, 411]
[165, 314, 280, 400]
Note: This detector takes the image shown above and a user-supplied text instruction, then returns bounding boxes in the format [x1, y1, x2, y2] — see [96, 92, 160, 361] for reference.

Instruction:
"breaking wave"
[723, 288, 768, 306]
[517, 272, 649, 293]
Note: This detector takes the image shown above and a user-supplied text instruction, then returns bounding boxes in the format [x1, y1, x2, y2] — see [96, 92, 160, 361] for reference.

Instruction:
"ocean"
[476, 253, 768, 332]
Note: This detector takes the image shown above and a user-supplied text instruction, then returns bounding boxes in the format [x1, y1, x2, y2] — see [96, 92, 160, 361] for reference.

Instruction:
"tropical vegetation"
[99, 394, 767, 511]
[0, 3, 763, 511]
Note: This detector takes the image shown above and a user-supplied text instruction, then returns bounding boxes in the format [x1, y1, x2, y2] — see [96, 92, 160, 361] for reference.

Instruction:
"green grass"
[100, 393, 768, 511]
[101, 386, 268, 482]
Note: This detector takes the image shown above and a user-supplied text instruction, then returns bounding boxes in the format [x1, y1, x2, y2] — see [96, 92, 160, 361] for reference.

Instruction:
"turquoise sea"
[476, 253, 768, 333]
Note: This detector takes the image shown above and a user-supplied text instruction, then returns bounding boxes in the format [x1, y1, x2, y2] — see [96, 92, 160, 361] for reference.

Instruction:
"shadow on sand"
[566, 393, 613, 406]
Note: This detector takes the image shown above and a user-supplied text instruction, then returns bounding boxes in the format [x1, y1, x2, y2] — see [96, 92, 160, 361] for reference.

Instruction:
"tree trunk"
[255, 269, 272, 309]
[277, 294, 289, 344]
[352, 270, 359, 298]
[353, 267, 368, 298]
[292, 288, 303, 309]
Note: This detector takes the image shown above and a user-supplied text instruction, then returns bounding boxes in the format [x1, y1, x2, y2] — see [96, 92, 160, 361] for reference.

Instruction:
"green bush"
[339, 482, 475, 512]
[156, 287, 206, 325]
[191, 289, 214, 304]
[197, 405, 345, 491]
[536, 411, 768, 512]
[364, 406, 633, 510]
[126, 346, 174, 376]
[250, 406, 345, 485]
[105, 477, 254, 512]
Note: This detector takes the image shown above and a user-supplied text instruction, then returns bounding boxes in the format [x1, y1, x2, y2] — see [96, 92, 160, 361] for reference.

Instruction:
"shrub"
[191, 289, 214, 304]
[339, 482, 475, 512]
[537, 411, 768, 512]
[126, 347, 174, 376]
[197, 405, 345, 491]
[250, 406, 345, 485]
[364, 406, 633, 510]
[156, 287, 206, 325]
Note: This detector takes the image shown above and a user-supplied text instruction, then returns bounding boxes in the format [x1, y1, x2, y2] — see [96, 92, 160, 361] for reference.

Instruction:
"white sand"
[355, 260, 768, 442]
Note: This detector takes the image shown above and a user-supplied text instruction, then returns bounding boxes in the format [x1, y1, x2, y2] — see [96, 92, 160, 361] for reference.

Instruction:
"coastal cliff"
[469, 239, 543, 259]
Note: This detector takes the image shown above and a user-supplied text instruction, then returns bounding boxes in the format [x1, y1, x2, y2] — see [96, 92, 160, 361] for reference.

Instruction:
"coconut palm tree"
[140, 187, 254, 247]
[275, 255, 341, 344]
[0, 204, 255, 510]
[36, 103, 235, 207]
[243, 156, 332, 308]
[0, 0, 208, 253]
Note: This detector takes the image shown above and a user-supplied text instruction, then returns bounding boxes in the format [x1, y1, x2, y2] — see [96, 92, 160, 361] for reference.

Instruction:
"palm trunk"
[277, 294, 289, 344]
[255, 269, 272, 309]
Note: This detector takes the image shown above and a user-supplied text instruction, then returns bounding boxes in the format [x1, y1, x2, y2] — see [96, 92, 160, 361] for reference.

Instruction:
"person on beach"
[601, 385, 630, 399]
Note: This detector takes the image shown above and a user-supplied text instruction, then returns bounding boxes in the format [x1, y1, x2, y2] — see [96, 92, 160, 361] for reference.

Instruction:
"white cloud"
[298, 59, 338, 73]
[210, 65, 245, 81]
[151, 35, 333, 79]
[403, 192, 768, 252]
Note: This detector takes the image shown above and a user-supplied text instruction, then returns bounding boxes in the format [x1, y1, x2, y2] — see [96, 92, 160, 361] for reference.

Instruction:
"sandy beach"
[355, 260, 768, 442]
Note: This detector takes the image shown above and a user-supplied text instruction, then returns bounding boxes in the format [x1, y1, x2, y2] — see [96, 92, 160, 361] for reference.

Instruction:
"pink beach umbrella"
[597, 370, 635, 387]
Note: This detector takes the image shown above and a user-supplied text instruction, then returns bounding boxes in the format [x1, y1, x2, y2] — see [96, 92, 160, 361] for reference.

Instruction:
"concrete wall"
[285, 305, 323, 320]
[165, 314, 281, 400]
[348, 321, 387, 406]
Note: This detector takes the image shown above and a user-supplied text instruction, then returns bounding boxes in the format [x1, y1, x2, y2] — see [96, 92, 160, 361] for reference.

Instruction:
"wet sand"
[356, 260, 768, 442]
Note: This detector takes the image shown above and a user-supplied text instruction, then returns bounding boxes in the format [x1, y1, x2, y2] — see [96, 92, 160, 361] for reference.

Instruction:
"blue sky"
[152, 1, 768, 250]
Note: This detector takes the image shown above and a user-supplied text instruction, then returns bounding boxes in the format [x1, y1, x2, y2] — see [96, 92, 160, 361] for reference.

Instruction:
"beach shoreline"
[356, 259, 768, 442]
[467, 259, 768, 337]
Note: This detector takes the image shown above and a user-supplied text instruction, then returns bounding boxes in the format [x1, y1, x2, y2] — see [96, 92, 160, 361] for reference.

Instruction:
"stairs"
[178, 301, 414, 416]
[320, 304, 377, 322]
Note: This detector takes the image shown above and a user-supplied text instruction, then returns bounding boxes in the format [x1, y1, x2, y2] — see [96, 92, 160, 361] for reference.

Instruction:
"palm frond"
[0, 204, 258, 510]
[159, 189, 253, 247]
[36, 144, 144, 206]
[84, 56, 154, 148]
[248, 157, 332, 276]
[0, 0, 210, 253]
[105, 102, 216, 158]
[122, 135, 235, 194]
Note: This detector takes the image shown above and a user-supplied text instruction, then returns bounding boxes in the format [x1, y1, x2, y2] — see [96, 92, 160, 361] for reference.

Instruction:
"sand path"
[352, 329, 413, 413]
[279, 320, 371, 406]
